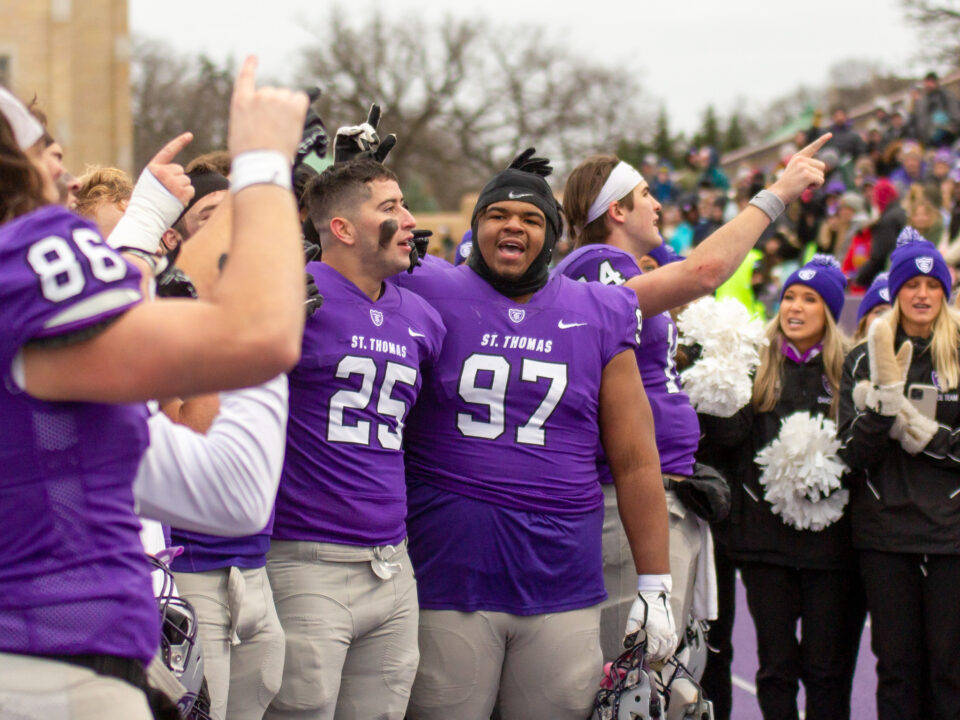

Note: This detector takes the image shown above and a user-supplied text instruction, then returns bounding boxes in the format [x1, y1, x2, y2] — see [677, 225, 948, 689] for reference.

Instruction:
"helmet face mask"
[592, 621, 715, 720]
[149, 556, 210, 719]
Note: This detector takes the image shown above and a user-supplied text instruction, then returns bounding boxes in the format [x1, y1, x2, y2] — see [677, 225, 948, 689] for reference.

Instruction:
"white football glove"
[625, 574, 678, 662]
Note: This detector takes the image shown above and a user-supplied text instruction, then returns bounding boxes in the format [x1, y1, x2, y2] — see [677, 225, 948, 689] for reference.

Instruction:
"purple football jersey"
[272, 262, 445, 546]
[0, 206, 158, 663]
[400, 266, 641, 613]
[553, 244, 699, 477]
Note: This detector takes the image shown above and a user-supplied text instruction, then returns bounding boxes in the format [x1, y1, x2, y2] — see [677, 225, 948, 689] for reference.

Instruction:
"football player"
[264, 159, 445, 720]
[394, 150, 670, 720]
[0, 59, 308, 719]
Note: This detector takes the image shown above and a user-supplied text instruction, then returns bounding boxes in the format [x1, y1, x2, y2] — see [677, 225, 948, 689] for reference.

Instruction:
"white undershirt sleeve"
[133, 374, 289, 536]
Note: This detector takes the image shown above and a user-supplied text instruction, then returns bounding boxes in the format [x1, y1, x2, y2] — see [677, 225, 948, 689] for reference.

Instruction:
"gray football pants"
[599, 483, 702, 661]
[173, 565, 285, 720]
[264, 540, 419, 720]
[407, 605, 603, 720]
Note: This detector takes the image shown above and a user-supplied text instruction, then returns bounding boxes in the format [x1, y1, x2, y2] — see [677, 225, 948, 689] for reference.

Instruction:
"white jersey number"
[664, 321, 681, 394]
[457, 353, 568, 446]
[27, 229, 127, 303]
[327, 356, 418, 448]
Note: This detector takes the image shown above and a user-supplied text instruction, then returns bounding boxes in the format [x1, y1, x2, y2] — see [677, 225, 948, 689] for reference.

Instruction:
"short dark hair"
[305, 160, 398, 239]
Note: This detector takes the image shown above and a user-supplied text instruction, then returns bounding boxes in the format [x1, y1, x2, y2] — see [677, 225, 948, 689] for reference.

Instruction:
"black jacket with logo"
[699, 353, 855, 570]
[839, 329, 960, 554]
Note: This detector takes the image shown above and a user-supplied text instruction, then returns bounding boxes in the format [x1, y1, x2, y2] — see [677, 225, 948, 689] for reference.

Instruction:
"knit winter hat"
[781, 254, 848, 321]
[646, 242, 682, 267]
[857, 272, 892, 322]
[887, 226, 952, 300]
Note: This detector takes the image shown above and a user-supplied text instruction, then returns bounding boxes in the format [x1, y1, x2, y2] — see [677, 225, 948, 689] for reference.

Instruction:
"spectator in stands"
[855, 179, 908, 288]
[912, 71, 960, 148]
[822, 106, 865, 162]
[890, 141, 927, 194]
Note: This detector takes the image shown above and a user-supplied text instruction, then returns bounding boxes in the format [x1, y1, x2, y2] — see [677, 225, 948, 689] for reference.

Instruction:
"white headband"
[0, 87, 44, 151]
[585, 161, 645, 225]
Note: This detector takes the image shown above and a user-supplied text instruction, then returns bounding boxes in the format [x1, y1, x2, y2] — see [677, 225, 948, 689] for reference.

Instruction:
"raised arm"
[22, 57, 309, 403]
[627, 134, 830, 317]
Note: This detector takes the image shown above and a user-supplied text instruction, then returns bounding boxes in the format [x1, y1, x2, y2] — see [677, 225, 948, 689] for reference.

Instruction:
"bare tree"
[131, 38, 234, 172]
[299, 9, 650, 209]
[902, 0, 960, 65]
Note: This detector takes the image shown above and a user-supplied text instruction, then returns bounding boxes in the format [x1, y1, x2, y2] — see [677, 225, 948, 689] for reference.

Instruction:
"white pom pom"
[677, 297, 767, 416]
[754, 412, 849, 531]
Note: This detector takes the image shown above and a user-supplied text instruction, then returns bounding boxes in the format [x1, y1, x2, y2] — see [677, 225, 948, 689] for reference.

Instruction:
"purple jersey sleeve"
[0, 206, 142, 360]
[554, 244, 700, 476]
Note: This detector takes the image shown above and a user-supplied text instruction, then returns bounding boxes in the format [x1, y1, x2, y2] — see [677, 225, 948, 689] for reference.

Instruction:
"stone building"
[0, 0, 132, 172]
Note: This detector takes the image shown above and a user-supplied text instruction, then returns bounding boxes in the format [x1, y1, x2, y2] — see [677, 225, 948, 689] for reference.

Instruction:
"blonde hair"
[74, 166, 133, 218]
[887, 297, 960, 389]
[753, 304, 849, 418]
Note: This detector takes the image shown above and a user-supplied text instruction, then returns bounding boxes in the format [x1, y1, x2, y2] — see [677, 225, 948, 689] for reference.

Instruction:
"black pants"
[739, 562, 860, 720]
[860, 550, 960, 720]
[700, 538, 736, 720]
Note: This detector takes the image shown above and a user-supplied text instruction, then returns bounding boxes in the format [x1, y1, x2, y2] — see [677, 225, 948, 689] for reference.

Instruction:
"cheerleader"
[839, 229, 960, 720]
[700, 255, 860, 720]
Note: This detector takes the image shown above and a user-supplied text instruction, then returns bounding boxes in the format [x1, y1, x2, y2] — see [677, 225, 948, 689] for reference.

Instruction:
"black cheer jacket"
[699, 353, 856, 570]
[839, 329, 960, 555]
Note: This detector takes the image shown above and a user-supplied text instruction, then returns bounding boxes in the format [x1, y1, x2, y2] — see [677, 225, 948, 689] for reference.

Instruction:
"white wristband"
[637, 573, 673, 593]
[231, 150, 292, 194]
[748, 189, 786, 222]
[106, 168, 184, 254]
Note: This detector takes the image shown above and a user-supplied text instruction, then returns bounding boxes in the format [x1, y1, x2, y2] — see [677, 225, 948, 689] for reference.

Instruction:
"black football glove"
[333, 103, 397, 165]
[295, 87, 329, 169]
[302, 236, 321, 264]
[407, 229, 432, 274]
[305, 270, 324, 317]
[508, 147, 553, 177]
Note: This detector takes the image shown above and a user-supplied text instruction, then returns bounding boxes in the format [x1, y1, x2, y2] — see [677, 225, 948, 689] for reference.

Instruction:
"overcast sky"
[129, 0, 926, 134]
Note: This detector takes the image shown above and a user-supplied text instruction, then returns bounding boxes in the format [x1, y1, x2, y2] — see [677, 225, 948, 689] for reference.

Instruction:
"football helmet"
[653, 621, 714, 720]
[149, 555, 211, 720]
[592, 638, 661, 720]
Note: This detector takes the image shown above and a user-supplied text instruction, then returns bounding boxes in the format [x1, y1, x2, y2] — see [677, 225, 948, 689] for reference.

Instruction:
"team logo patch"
[916, 256, 934, 274]
[370, 309, 384, 327]
[879, 288, 890, 302]
[508, 308, 526, 323]
[798, 269, 817, 281]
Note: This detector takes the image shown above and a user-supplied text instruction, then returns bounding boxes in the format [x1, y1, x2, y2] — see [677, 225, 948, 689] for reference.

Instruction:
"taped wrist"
[749, 189, 786, 222]
[107, 168, 184, 254]
[231, 150, 292, 194]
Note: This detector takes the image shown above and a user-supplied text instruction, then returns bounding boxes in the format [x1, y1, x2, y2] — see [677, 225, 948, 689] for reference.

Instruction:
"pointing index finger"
[796, 132, 832, 159]
[151, 132, 193, 166]
[233, 55, 258, 103]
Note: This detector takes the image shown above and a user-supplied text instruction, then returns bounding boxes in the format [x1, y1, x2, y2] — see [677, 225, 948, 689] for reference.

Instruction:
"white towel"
[691, 518, 718, 621]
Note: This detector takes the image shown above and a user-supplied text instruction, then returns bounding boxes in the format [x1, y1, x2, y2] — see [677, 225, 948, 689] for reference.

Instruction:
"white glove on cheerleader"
[625, 574, 678, 662]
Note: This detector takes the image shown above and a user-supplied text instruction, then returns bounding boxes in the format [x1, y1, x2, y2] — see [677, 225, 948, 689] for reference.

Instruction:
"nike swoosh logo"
[408, 328, 425, 337]
[558, 320, 587, 329]
[507, 191, 533, 200]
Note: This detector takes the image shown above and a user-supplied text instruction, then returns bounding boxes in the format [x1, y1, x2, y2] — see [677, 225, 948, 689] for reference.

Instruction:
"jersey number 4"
[457, 354, 568, 446]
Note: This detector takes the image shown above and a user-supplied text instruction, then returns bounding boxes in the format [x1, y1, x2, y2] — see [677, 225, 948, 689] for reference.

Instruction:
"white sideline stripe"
[732, 674, 756, 695]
